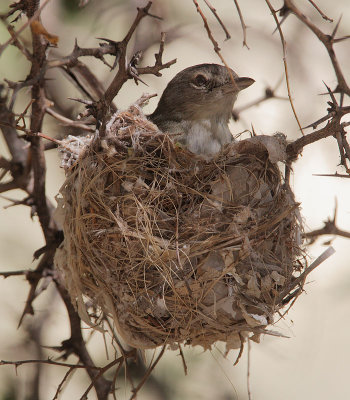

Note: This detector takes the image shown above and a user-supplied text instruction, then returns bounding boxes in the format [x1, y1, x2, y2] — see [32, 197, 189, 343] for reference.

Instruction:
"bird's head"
[151, 63, 254, 123]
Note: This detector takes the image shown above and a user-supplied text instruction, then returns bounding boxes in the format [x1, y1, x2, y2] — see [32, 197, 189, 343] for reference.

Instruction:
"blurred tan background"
[1, 0, 350, 399]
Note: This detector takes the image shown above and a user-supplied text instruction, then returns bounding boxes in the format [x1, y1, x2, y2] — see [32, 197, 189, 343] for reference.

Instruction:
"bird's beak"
[235, 77, 255, 91]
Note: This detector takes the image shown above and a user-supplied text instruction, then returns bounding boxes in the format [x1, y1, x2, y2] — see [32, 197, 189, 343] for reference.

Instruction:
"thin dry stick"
[178, 344, 188, 376]
[14, 99, 34, 128]
[0, 359, 101, 370]
[52, 366, 76, 400]
[305, 220, 350, 240]
[313, 172, 350, 178]
[0, 120, 63, 146]
[247, 339, 252, 400]
[203, 0, 231, 40]
[233, 77, 286, 117]
[79, 354, 128, 400]
[307, 0, 333, 22]
[192, 0, 222, 57]
[129, 346, 166, 400]
[265, 0, 305, 135]
[45, 108, 95, 132]
[0, 20, 32, 61]
[233, 0, 249, 48]
[233, 334, 244, 366]
[277, 246, 336, 303]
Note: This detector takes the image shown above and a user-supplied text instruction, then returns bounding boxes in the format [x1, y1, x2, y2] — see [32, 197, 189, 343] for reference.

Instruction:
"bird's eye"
[193, 74, 208, 87]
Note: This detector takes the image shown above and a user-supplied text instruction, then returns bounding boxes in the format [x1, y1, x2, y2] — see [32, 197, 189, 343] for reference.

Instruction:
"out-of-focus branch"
[0, 359, 101, 369]
[54, 280, 112, 400]
[0, 89, 28, 166]
[232, 78, 286, 120]
[305, 222, 350, 241]
[17, 246, 58, 328]
[305, 202, 350, 243]
[0, 0, 51, 56]
[45, 107, 95, 132]
[129, 346, 166, 400]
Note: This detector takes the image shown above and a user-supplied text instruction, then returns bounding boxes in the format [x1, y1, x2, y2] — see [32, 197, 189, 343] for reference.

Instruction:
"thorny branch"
[99, 2, 175, 118]
[281, 0, 350, 96]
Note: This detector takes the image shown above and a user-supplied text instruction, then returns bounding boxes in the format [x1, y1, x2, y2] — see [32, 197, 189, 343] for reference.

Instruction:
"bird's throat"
[179, 118, 232, 157]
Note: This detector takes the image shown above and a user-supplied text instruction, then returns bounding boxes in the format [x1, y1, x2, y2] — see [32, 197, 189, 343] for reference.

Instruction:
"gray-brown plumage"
[149, 63, 254, 157]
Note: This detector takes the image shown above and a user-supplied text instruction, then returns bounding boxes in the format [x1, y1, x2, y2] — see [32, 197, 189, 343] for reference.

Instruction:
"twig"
[0, 358, 100, 370]
[55, 280, 112, 400]
[0, 269, 41, 278]
[278, 246, 336, 303]
[247, 339, 252, 400]
[233, 0, 249, 48]
[48, 39, 118, 69]
[0, 18, 32, 61]
[17, 247, 58, 328]
[233, 333, 245, 366]
[137, 32, 176, 77]
[305, 202, 350, 241]
[96, 3, 175, 136]
[129, 346, 166, 400]
[52, 366, 76, 400]
[102, 2, 154, 107]
[203, 0, 231, 40]
[286, 115, 349, 161]
[0, 91, 28, 166]
[307, 0, 333, 22]
[265, 0, 305, 135]
[312, 173, 350, 178]
[193, 0, 221, 56]
[178, 344, 188, 376]
[79, 354, 131, 400]
[233, 78, 286, 119]
[0, 180, 19, 193]
[305, 223, 350, 240]
[45, 107, 95, 132]
[0, 120, 63, 145]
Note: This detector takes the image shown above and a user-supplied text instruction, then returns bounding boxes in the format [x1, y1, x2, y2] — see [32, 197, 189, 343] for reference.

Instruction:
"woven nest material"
[55, 99, 305, 351]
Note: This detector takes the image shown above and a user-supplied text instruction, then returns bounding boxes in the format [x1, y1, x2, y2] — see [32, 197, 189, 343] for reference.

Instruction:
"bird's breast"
[182, 119, 232, 157]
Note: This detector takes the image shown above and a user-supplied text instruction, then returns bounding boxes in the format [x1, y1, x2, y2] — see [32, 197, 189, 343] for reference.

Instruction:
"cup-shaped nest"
[55, 101, 305, 351]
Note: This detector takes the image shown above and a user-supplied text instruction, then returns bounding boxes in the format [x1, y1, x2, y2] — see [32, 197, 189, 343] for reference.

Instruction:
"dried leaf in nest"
[54, 99, 306, 352]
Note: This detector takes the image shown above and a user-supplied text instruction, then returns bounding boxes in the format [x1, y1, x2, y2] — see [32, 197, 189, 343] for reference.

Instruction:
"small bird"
[149, 63, 254, 157]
